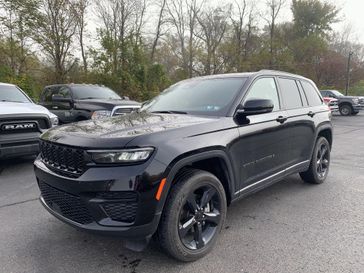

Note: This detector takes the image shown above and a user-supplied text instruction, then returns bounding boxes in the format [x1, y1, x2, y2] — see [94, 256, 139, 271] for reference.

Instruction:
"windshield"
[72, 86, 121, 100]
[142, 77, 247, 116]
[331, 90, 344, 97]
[0, 85, 32, 103]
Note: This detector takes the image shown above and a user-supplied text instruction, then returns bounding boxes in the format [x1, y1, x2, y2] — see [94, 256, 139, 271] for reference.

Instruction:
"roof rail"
[258, 69, 302, 77]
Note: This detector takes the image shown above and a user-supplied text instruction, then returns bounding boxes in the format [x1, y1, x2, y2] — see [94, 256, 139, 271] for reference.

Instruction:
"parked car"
[39, 84, 141, 123]
[34, 70, 332, 261]
[320, 90, 364, 116]
[322, 97, 339, 112]
[0, 83, 58, 159]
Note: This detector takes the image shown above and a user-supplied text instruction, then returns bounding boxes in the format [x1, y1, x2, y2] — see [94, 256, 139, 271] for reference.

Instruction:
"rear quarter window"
[301, 81, 322, 107]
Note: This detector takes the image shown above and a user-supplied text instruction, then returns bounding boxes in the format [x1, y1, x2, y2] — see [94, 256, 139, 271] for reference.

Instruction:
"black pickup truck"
[320, 90, 364, 116]
[39, 84, 141, 123]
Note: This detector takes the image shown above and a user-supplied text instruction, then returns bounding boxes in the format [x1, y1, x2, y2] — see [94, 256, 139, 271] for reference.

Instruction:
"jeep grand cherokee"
[34, 70, 333, 261]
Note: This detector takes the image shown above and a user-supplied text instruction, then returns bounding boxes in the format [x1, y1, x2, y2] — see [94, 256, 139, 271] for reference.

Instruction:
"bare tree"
[33, 0, 78, 82]
[195, 6, 230, 75]
[151, 0, 167, 61]
[230, 0, 247, 71]
[96, 0, 145, 73]
[74, 0, 89, 73]
[263, 0, 285, 68]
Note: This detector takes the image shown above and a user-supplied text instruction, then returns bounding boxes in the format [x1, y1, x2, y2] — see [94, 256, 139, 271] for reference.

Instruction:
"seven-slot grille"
[39, 141, 87, 178]
[38, 181, 93, 224]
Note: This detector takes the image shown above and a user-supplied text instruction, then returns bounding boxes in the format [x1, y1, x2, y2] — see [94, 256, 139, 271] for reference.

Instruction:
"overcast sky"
[338, 0, 364, 43]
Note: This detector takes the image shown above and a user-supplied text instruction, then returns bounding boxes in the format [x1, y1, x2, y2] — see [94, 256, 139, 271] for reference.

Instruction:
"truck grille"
[0, 117, 49, 134]
[39, 181, 93, 225]
[39, 141, 87, 178]
[112, 106, 139, 116]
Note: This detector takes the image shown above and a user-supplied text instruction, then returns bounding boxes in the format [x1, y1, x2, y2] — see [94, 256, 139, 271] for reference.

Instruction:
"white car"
[0, 82, 58, 159]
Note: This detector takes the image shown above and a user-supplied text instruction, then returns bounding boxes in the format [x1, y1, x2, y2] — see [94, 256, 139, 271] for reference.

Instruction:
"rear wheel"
[300, 137, 330, 184]
[157, 169, 227, 262]
[339, 104, 352, 116]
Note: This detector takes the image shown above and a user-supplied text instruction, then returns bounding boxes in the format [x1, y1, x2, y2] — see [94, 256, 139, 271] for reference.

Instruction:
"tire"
[339, 104, 352, 116]
[157, 169, 227, 262]
[300, 137, 330, 184]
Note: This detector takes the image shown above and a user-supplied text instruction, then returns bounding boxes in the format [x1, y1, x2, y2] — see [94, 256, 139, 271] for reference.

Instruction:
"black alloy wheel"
[178, 185, 221, 250]
[300, 137, 331, 184]
[316, 142, 329, 179]
[157, 169, 227, 262]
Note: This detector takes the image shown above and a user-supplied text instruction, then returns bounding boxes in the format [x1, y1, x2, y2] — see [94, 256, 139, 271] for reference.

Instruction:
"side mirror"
[52, 94, 72, 103]
[236, 98, 274, 117]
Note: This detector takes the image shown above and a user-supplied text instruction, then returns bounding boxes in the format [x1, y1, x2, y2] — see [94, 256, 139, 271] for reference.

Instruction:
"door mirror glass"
[236, 99, 274, 117]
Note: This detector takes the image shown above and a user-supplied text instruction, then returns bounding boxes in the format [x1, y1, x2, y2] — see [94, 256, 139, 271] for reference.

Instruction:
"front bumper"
[0, 132, 40, 159]
[353, 104, 364, 111]
[34, 157, 167, 238]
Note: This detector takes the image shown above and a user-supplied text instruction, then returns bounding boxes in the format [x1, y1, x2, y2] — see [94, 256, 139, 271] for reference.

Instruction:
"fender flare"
[156, 149, 237, 213]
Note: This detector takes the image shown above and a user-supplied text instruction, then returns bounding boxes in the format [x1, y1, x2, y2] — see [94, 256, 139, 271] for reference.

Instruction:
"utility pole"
[345, 51, 354, 96]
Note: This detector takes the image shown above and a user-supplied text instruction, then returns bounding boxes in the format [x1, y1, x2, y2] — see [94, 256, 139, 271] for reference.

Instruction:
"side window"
[57, 87, 72, 98]
[321, 91, 327, 97]
[244, 77, 280, 111]
[278, 78, 303, 109]
[43, 88, 53, 102]
[301, 81, 322, 106]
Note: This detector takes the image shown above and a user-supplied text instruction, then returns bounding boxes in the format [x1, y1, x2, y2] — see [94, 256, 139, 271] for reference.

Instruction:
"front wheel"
[339, 104, 352, 116]
[300, 137, 331, 184]
[157, 169, 227, 262]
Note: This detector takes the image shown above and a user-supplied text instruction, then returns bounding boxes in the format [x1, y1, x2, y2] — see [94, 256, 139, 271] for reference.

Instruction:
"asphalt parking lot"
[1, 113, 363, 273]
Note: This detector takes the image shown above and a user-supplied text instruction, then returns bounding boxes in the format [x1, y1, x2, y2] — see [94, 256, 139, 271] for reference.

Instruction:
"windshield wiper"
[151, 110, 188, 114]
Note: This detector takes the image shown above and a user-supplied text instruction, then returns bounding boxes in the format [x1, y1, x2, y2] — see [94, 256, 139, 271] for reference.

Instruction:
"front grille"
[112, 107, 139, 116]
[39, 141, 87, 178]
[0, 117, 49, 135]
[329, 101, 338, 106]
[39, 181, 93, 225]
[98, 191, 138, 223]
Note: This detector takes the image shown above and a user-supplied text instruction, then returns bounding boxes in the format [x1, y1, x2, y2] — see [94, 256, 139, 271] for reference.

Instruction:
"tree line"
[1, 0, 364, 101]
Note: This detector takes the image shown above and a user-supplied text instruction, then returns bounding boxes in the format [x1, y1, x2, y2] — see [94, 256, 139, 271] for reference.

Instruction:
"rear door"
[277, 77, 317, 167]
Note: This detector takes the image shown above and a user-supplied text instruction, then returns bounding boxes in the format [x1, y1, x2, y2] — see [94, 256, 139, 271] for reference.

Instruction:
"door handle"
[52, 106, 58, 109]
[308, 111, 315, 117]
[276, 116, 287, 124]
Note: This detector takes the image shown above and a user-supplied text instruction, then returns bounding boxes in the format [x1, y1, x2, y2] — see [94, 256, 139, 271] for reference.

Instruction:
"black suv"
[39, 84, 141, 123]
[34, 70, 333, 261]
[320, 89, 364, 116]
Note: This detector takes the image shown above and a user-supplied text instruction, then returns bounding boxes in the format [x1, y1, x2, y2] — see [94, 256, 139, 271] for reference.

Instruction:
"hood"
[0, 101, 52, 116]
[41, 112, 219, 148]
[76, 98, 140, 111]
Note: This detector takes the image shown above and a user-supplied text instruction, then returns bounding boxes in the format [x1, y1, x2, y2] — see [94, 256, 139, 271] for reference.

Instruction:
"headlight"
[91, 110, 112, 120]
[89, 148, 154, 163]
[352, 98, 359, 104]
[49, 113, 59, 126]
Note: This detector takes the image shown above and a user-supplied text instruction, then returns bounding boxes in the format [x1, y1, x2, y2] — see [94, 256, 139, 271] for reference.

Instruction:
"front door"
[232, 77, 291, 191]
